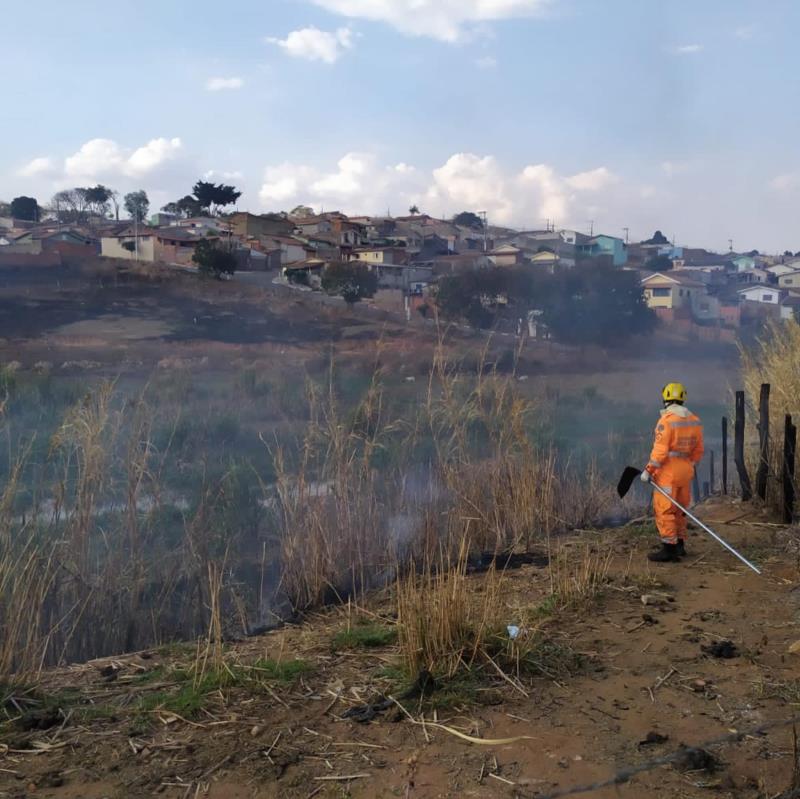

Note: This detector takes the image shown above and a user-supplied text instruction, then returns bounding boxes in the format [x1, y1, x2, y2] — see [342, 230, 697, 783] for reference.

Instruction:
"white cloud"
[661, 160, 690, 178]
[769, 173, 799, 192]
[17, 157, 55, 178]
[266, 26, 354, 63]
[56, 137, 183, 183]
[259, 153, 427, 213]
[311, 0, 551, 42]
[565, 166, 616, 192]
[126, 138, 183, 176]
[476, 55, 498, 69]
[257, 150, 626, 229]
[733, 25, 755, 40]
[206, 77, 244, 91]
[671, 44, 703, 54]
[203, 169, 245, 181]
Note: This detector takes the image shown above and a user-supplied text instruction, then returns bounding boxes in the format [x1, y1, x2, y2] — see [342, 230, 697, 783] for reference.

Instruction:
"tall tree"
[83, 185, 113, 217]
[453, 211, 484, 230]
[0, 201, 10, 217]
[642, 230, 669, 245]
[321, 261, 378, 304]
[191, 180, 241, 216]
[192, 238, 237, 278]
[10, 196, 39, 221]
[124, 190, 150, 223]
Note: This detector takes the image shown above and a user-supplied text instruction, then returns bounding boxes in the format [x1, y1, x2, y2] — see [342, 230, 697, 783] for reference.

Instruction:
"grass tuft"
[332, 624, 397, 650]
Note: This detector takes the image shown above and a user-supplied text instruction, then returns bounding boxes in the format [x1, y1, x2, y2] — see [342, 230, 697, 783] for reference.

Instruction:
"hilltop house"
[738, 285, 782, 306]
[732, 254, 757, 273]
[228, 212, 293, 240]
[352, 246, 407, 266]
[263, 236, 314, 265]
[101, 226, 217, 265]
[577, 235, 627, 267]
[778, 270, 800, 291]
[489, 244, 523, 266]
[641, 271, 708, 311]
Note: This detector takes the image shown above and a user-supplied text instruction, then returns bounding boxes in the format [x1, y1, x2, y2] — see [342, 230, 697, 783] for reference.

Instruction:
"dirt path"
[2, 499, 798, 799]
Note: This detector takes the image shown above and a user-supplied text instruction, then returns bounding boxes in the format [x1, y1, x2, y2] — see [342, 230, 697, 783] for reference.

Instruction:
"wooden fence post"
[784, 414, 797, 525]
[756, 383, 770, 501]
[710, 450, 716, 494]
[722, 417, 728, 495]
[692, 470, 700, 505]
[734, 391, 752, 501]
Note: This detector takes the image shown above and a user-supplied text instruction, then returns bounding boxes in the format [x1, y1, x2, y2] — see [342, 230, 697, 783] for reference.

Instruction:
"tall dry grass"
[396, 539, 505, 678]
[740, 318, 800, 511]
[0, 381, 256, 681]
[0, 344, 618, 683]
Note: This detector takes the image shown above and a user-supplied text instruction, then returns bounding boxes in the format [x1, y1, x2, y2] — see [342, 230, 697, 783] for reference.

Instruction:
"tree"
[540, 265, 656, 346]
[192, 238, 237, 279]
[643, 254, 674, 272]
[642, 230, 670, 245]
[436, 268, 509, 328]
[124, 191, 150, 223]
[409, 205, 420, 215]
[0, 201, 10, 217]
[453, 211, 484, 230]
[784, 250, 793, 257]
[163, 195, 204, 218]
[83, 185, 114, 217]
[10, 196, 39, 221]
[321, 261, 378, 304]
[191, 180, 241, 216]
[290, 205, 314, 219]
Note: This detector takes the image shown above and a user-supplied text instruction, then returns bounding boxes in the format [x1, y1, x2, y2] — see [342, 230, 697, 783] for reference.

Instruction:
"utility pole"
[588, 220, 594, 237]
[623, 227, 629, 244]
[134, 212, 139, 262]
[728, 238, 734, 252]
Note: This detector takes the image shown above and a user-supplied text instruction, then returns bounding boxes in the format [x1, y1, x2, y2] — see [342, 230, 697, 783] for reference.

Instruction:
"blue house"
[577, 235, 628, 267]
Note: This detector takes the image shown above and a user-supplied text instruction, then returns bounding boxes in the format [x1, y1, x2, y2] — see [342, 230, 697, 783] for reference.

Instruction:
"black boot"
[676, 540, 687, 558]
[648, 543, 680, 563]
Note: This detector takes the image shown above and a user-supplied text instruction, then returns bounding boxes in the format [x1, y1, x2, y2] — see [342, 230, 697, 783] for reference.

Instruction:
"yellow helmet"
[662, 382, 687, 403]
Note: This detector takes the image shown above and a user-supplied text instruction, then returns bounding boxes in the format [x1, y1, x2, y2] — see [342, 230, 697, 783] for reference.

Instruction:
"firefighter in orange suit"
[641, 383, 704, 562]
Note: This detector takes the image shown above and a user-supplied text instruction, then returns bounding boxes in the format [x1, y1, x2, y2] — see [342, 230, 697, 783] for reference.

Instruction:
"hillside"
[1, 498, 798, 799]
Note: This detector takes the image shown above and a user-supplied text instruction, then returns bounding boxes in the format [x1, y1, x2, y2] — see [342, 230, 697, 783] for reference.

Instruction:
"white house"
[738, 267, 770, 284]
[766, 263, 798, 278]
[738, 286, 783, 305]
[778, 270, 800, 291]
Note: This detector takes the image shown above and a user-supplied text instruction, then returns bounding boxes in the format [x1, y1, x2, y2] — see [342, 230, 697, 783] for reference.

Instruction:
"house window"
[786, 278, 794, 285]
[678, 289, 684, 297]
[763, 294, 773, 302]
[652, 287, 670, 297]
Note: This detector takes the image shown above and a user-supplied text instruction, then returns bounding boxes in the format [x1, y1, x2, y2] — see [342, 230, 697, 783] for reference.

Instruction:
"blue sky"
[1, 0, 798, 251]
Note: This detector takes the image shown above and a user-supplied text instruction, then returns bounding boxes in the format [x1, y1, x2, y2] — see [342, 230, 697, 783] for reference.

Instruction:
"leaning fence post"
[784, 414, 797, 525]
[756, 383, 770, 501]
[722, 417, 728, 495]
[692, 470, 701, 504]
[710, 450, 716, 494]
[734, 391, 752, 501]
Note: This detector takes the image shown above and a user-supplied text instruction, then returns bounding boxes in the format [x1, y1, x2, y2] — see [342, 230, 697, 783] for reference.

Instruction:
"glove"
[640, 471, 652, 483]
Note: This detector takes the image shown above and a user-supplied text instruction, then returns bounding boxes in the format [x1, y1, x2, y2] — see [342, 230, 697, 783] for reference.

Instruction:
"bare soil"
[2, 499, 798, 799]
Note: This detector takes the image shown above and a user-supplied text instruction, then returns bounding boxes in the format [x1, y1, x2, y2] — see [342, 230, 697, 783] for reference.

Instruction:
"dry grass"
[0, 343, 617, 684]
[740, 318, 800, 512]
[396, 539, 504, 678]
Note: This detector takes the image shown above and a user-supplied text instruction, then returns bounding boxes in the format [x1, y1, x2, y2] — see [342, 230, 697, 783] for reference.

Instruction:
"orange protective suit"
[645, 404, 704, 544]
